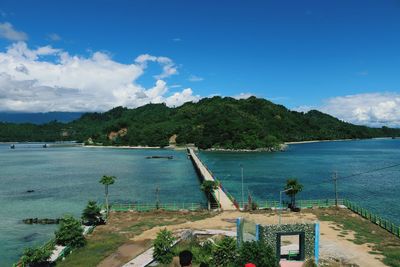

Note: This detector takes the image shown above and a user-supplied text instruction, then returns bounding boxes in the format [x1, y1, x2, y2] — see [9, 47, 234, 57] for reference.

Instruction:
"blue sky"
[0, 0, 400, 126]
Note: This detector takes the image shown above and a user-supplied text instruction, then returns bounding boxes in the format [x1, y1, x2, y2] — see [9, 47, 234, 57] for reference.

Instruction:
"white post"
[241, 164, 244, 210]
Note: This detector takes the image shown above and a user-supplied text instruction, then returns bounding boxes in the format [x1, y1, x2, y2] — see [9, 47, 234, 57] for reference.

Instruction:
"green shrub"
[237, 241, 278, 267]
[153, 228, 176, 264]
[21, 245, 53, 267]
[174, 238, 213, 265]
[81, 200, 104, 226]
[211, 236, 237, 267]
[55, 215, 86, 248]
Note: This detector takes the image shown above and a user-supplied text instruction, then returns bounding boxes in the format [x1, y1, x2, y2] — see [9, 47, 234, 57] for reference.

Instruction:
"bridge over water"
[187, 148, 238, 211]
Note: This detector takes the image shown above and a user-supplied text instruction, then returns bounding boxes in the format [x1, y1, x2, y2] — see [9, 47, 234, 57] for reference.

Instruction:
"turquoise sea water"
[1, 139, 399, 266]
[0, 145, 204, 266]
[200, 138, 400, 224]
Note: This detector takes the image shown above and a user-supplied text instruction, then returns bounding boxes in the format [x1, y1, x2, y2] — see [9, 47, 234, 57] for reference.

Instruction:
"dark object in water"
[20, 233, 39, 242]
[23, 218, 60, 224]
[10, 144, 15, 149]
[146, 155, 173, 159]
[26, 190, 35, 193]
[43, 144, 47, 148]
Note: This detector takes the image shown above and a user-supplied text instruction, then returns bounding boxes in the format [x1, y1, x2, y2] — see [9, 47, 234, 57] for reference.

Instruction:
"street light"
[240, 164, 244, 210]
[279, 187, 293, 224]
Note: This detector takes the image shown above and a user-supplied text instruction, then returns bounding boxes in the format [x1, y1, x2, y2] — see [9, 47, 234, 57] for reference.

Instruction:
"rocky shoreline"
[205, 143, 288, 152]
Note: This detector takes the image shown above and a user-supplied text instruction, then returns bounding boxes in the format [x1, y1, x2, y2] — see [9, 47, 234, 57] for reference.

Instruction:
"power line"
[315, 162, 400, 186]
[337, 162, 400, 181]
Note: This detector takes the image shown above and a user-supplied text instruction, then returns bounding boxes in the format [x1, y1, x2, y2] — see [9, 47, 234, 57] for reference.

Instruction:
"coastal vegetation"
[54, 215, 86, 248]
[99, 175, 116, 216]
[1, 96, 399, 149]
[20, 242, 53, 267]
[201, 180, 219, 210]
[55, 211, 214, 267]
[285, 179, 304, 211]
[81, 201, 104, 226]
[153, 229, 176, 264]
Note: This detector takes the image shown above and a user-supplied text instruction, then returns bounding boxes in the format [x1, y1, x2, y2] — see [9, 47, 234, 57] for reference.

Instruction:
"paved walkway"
[188, 148, 237, 210]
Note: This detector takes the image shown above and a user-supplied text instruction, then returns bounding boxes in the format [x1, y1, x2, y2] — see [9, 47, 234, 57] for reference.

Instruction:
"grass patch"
[56, 233, 125, 267]
[56, 210, 215, 267]
[312, 208, 400, 267]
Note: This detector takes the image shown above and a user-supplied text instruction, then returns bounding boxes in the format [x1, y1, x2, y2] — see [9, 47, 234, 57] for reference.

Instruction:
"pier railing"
[255, 198, 344, 209]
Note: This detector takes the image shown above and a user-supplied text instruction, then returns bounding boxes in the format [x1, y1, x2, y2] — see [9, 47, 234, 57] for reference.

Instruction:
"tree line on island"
[2, 96, 398, 149]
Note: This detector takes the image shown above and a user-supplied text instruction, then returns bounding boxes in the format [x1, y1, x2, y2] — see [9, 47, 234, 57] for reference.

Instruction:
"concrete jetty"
[187, 148, 237, 211]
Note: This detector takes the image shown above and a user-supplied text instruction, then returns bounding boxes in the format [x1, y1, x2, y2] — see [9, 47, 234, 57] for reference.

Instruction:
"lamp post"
[279, 187, 293, 225]
[240, 164, 244, 210]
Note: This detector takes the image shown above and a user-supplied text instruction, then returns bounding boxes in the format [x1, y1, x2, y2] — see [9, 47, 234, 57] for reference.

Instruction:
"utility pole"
[333, 171, 338, 207]
[240, 164, 244, 209]
[156, 186, 160, 209]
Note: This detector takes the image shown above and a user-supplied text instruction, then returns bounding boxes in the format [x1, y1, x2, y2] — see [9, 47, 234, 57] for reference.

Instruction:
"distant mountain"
[0, 96, 398, 148]
[0, 112, 83, 124]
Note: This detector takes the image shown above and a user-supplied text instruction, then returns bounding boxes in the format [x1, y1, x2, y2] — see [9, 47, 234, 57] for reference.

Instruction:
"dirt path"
[97, 211, 387, 267]
[319, 221, 385, 267]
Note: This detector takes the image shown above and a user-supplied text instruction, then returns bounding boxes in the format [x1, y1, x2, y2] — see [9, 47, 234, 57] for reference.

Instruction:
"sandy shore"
[284, 139, 356, 145]
[83, 145, 161, 149]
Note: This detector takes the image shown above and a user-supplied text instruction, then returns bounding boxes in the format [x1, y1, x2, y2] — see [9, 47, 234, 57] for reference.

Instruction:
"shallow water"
[0, 145, 204, 266]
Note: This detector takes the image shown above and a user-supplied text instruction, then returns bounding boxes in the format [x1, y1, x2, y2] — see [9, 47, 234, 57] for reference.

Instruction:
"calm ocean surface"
[1, 139, 399, 266]
[0, 145, 204, 266]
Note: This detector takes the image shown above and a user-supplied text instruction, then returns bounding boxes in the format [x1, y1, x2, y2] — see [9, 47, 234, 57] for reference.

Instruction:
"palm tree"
[201, 180, 219, 210]
[284, 178, 303, 210]
[99, 175, 116, 215]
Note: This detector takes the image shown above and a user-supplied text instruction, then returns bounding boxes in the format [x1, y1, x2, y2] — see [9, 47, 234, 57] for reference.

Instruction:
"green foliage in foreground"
[237, 241, 278, 267]
[211, 236, 237, 267]
[55, 215, 86, 248]
[153, 229, 176, 264]
[173, 238, 214, 265]
[20, 242, 53, 267]
[1, 96, 399, 149]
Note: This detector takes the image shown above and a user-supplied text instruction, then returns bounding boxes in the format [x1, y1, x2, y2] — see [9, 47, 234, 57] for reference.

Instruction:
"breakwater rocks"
[22, 218, 60, 224]
[206, 144, 288, 152]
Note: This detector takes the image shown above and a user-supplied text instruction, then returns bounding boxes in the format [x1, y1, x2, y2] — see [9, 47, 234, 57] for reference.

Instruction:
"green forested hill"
[0, 96, 398, 149]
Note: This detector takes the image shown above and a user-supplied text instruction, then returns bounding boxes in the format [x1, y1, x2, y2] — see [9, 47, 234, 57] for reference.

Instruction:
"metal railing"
[343, 199, 400, 237]
[255, 198, 344, 209]
[109, 202, 207, 212]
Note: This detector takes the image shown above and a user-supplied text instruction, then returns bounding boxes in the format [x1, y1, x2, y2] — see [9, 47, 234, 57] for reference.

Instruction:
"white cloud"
[188, 74, 204, 82]
[172, 38, 181, 42]
[0, 42, 198, 112]
[135, 54, 178, 79]
[319, 93, 400, 127]
[293, 105, 314, 113]
[0, 22, 28, 41]
[233, 92, 255, 99]
[165, 88, 200, 107]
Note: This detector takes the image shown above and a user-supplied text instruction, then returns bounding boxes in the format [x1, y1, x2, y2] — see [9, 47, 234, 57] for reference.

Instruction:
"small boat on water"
[145, 155, 173, 159]
[10, 144, 15, 149]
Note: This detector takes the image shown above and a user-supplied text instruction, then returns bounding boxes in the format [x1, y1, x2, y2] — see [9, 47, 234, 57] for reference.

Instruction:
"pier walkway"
[188, 148, 237, 211]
